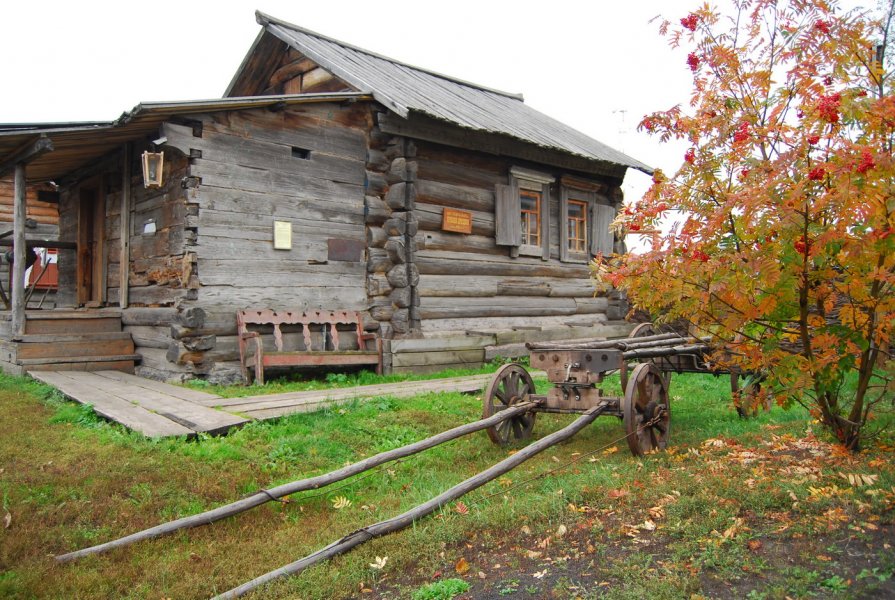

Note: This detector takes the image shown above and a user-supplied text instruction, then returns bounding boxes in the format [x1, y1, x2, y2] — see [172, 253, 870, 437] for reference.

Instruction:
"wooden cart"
[481, 328, 762, 456]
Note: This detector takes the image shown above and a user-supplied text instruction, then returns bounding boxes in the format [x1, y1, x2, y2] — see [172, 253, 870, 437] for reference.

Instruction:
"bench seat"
[237, 309, 382, 385]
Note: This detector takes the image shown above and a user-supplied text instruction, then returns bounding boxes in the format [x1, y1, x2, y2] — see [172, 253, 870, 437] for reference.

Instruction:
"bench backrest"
[236, 309, 367, 352]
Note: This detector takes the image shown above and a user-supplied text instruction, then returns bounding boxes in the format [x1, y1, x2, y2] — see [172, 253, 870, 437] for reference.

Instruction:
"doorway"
[77, 180, 106, 306]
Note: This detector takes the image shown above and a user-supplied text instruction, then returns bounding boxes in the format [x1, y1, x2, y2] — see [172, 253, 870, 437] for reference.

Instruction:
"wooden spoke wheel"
[628, 322, 657, 338]
[622, 363, 671, 456]
[482, 363, 537, 446]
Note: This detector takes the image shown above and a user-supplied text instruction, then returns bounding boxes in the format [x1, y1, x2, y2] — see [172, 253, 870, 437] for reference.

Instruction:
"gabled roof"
[228, 12, 651, 175]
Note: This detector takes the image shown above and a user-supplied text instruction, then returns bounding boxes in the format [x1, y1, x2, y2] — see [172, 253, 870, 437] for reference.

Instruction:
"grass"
[0, 367, 892, 599]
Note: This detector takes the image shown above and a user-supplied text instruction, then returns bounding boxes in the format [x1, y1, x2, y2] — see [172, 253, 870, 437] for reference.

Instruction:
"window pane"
[567, 199, 587, 253]
[520, 190, 541, 246]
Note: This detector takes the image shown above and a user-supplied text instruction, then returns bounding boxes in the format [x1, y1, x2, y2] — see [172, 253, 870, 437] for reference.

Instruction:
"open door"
[77, 180, 106, 307]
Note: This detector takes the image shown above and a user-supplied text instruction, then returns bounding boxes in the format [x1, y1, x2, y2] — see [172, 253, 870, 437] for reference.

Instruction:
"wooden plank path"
[201, 374, 496, 420]
[29, 371, 248, 437]
[29, 370, 505, 436]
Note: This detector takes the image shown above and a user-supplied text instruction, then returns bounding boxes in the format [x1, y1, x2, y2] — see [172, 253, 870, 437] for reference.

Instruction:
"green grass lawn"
[0, 369, 892, 599]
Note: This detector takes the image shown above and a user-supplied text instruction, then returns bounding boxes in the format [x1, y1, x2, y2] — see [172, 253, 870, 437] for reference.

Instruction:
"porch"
[0, 308, 140, 375]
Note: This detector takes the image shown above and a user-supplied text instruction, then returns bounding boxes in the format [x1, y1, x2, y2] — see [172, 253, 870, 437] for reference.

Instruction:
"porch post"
[119, 143, 131, 308]
[11, 163, 27, 337]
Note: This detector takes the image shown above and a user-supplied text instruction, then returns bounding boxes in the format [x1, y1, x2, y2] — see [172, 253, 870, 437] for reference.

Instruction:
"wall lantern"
[141, 151, 165, 188]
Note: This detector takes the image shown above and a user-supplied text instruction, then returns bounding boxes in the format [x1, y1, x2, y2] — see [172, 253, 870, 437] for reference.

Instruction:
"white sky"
[0, 0, 870, 207]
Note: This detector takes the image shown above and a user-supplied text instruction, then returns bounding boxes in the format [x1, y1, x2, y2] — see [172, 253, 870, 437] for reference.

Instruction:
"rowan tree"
[602, 0, 895, 449]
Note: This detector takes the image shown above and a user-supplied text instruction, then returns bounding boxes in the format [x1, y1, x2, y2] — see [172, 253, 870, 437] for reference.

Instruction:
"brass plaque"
[441, 207, 472, 234]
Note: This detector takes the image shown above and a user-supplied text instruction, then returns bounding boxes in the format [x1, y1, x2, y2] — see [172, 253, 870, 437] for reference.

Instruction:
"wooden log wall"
[151, 103, 371, 382]
[408, 139, 623, 337]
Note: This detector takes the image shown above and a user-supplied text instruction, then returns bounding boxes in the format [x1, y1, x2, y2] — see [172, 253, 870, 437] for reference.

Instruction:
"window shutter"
[591, 203, 616, 256]
[559, 187, 570, 263]
[540, 182, 551, 260]
[495, 183, 521, 247]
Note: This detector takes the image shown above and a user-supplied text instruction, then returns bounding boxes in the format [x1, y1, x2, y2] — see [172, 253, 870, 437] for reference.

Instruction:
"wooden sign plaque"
[441, 207, 473, 234]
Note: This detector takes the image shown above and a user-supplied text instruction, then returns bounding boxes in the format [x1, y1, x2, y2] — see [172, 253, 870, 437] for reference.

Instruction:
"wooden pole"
[11, 163, 27, 337]
[527, 332, 685, 351]
[211, 403, 609, 600]
[55, 401, 540, 563]
[119, 143, 131, 308]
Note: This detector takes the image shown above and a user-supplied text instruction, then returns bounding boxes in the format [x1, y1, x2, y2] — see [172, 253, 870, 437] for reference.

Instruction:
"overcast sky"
[0, 0, 870, 203]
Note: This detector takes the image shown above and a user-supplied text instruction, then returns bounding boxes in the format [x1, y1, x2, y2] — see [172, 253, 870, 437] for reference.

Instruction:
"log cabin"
[0, 12, 650, 381]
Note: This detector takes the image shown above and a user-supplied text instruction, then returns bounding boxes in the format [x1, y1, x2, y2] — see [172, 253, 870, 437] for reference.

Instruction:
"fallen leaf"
[520, 525, 531, 535]
[455, 557, 470, 575]
[454, 501, 469, 515]
[533, 569, 547, 579]
[3, 511, 10, 529]
[477, 571, 486, 579]
[537, 536, 552, 549]
[722, 518, 745, 540]
[602, 446, 619, 455]
[649, 506, 666, 521]
[332, 496, 352, 509]
[556, 524, 567, 537]
[607, 489, 629, 500]
[640, 520, 656, 532]
[747, 540, 762, 552]
[526, 550, 542, 559]
[840, 473, 879, 487]
[369, 556, 388, 570]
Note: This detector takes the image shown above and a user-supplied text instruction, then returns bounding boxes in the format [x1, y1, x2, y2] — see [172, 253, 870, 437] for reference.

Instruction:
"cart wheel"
[628, 322, 655, 338]
[482, 363, 537, 446]
[622, 363, 671, 456]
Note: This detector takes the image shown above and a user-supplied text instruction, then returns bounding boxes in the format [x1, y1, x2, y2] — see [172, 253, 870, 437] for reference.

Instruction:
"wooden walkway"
[196, 374, 495, 420]
[30, 371, 248, 438]
[29, 371, 496, 437]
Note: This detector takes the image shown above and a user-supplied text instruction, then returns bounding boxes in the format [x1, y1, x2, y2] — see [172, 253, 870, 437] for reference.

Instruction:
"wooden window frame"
[510, 167, 553, 259]
[566, 199, 588, 254]
[560, 178, 617, 262]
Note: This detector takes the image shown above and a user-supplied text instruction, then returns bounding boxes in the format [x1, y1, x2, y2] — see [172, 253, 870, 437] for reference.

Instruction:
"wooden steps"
[30, 370, 248, 437]
[0, 309, 140, 375]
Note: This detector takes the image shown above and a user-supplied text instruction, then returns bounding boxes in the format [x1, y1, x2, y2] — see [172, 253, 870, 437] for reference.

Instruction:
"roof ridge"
[255, 11, 525, 102]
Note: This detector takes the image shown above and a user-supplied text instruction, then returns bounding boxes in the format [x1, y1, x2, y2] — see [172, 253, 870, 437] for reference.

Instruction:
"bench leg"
[255, 360, 265, 386]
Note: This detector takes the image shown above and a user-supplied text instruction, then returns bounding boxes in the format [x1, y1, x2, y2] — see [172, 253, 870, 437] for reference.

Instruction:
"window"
[495, 167, 554, 259]
[560, 177, 618, 262]
[566, 199, 587, 253]
[520, 189, 541, 246]
[495, 170, 617, 261]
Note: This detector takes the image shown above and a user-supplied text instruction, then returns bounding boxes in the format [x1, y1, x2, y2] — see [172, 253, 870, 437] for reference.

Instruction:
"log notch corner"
[365, 111, 421, 340]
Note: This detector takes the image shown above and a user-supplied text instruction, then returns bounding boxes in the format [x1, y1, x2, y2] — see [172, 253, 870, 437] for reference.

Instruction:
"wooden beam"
[119, 143, 131, 308]
[11, 164, 27, 337]
[0, 136, 54, 177]
[377, 113, 627, 181]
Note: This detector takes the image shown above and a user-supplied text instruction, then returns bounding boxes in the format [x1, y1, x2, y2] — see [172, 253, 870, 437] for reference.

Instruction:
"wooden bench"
[237, 309, 382, 385]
